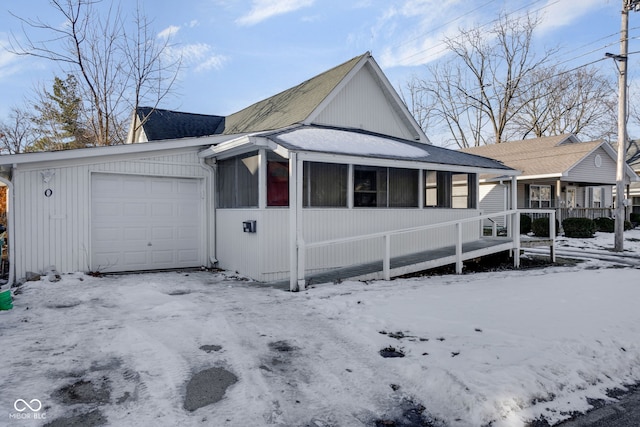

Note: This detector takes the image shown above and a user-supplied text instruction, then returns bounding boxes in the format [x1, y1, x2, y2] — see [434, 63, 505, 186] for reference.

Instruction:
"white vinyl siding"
[567, 147, 617, 184]
[314, 64, 417, 141]
[216, 208, 481, 282]
[11, 149, 207, 280]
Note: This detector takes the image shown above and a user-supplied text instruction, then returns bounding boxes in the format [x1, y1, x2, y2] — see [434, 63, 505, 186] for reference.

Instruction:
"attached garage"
[91, 173, 204, 272]
[0, 138, 227, 283]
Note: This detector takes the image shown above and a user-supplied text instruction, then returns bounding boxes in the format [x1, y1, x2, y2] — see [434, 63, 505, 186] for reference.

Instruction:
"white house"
[0, 53, 519, 290]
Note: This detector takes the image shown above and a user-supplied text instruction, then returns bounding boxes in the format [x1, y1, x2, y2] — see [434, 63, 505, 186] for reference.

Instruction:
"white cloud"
[372, 0, 469, 68]
[158, 25, 181, 39]
[0, 37, 24, 80]
[373, 0, 608, 69]
[236, 0, 315, 26]
[195, 54, 228, 72]
[536, 0, 607, 33]
[166, 43, 228, 73]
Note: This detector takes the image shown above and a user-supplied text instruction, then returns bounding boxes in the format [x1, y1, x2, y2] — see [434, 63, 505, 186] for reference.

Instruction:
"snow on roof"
[270, 126, 429, 159]
[265, 126, 514, 171]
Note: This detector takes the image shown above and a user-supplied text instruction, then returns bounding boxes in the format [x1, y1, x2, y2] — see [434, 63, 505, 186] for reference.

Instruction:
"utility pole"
[611, 0, 639, 251]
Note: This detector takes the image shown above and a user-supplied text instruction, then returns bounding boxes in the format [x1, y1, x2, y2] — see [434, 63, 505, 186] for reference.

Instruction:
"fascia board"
[364, 56, 431, 144]
[0, 134, 235, 166]
[516, 173, 563, 180]
[294, 150, 519, 175]
[200, 135, 278, 160]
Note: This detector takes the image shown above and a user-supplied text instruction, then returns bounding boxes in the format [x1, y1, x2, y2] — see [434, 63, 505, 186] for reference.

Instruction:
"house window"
[566, 187, 576, 208]
[587, 187, 604, 208]
[632, 196, 640, 214]
[529, 184, 551, 208]
[303, 162, 348, 207]
[452, 173, 474, 209]
[389, 168, 419, 207]
[217, 152, 259, 208]
[353, 166, 418, 208]
[425, 171, 453, 208]
[354, 166, 385, 207]
[267, 158, 289, 207]
[425, 171, 476, 208]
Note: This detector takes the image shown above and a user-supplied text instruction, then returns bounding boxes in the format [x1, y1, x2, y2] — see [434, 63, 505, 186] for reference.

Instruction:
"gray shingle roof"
[223, 54, 367, 135]
[137, 107, 225, 141]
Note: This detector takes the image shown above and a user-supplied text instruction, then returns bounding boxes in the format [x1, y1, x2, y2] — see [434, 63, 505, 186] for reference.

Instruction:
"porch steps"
[266, 237, 516, 289]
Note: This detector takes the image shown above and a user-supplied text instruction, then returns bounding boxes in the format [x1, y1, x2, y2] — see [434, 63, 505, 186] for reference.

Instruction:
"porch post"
[512, 175, 521, 268]
[556, 179, 562, 224]
[289, 153, 305, 291]
[455, 223, 463, 274]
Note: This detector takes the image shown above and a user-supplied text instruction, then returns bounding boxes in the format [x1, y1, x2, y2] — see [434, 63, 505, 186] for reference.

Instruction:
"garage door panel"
[123, 202, 148, 216]
[93, 227, 120, 242]
[178, 226, 199, 240]
[93, 252, 121, 268]
[122, 227, 147, 241]
[151, 250, 174, 264]
[123, 251, 148, 266]
[150, 202, 175, 217]
[151, 227, 174, 240]
[178, 180, 200, 195]
[94, 203, 120, 217]
[178, 249, 199, 263]
[91, 173, 203, 272]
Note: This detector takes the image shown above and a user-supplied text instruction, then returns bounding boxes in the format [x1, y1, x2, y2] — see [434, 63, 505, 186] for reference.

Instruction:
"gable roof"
[222, 52, 428, 142]
[223, 54, 365, 135]
[135, 107, 225, 141]
[460, 134, 607, 177]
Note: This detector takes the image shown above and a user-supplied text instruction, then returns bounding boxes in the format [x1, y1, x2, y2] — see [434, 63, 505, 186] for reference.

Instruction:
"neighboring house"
[0, 52, 520, 290]
[127, 107, 226, 142]
[461, 134, 639, 225]
[627, 139, 640, 215]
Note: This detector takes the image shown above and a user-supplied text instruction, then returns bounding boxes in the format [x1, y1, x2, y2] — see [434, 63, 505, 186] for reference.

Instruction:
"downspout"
[0, 172, 15, 289]
[199, 158, 217, 266]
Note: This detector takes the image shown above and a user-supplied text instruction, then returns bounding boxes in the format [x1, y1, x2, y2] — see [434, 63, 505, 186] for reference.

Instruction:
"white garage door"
[91, 173, 203, 272]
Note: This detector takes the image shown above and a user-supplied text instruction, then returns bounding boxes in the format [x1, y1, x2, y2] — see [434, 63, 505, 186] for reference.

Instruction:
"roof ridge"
[223, 52, 370, 135]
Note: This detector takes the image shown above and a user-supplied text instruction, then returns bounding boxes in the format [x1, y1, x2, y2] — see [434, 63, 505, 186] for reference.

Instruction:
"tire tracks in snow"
[213, 284, 408, 426]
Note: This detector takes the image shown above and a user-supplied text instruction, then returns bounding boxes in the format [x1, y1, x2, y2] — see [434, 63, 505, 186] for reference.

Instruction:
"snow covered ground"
[1, 230, 640, 427]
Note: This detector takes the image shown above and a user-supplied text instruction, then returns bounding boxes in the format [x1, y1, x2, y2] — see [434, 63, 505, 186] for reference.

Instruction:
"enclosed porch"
[202, 126, 523, 291]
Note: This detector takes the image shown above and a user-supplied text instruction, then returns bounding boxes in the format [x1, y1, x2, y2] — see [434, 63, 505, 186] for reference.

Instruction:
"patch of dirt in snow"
[183, 367, 238, 412]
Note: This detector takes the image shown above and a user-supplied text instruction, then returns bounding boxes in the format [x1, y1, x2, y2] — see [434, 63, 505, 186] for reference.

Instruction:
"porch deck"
[266, 237, 516, 289]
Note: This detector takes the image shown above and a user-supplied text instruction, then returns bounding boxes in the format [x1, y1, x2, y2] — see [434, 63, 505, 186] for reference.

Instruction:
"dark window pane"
[303, 162, 347, 207]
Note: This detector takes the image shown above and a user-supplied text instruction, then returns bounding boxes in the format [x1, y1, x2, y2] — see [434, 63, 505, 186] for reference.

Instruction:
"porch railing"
[523, 207, 612, 225]
[290, 209, 556, 291]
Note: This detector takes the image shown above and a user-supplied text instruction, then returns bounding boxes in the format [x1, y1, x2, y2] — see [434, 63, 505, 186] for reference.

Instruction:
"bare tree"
[122, 3, 181, 142]
[510, 66, 616, 141]
[409, 13, 557, 147]
[9, 0, 180, 146]
[0, 106, 37, 154]
[399, 74, 437, 135]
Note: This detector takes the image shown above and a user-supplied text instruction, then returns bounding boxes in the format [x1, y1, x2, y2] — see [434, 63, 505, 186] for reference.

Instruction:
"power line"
[394, 0, 560, 66]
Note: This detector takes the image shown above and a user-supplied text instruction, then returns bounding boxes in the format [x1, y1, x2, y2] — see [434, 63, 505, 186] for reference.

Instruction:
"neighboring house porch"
[462, 134, 639, 228]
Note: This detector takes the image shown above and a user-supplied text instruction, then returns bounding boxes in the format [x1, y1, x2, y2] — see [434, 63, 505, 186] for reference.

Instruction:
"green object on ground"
[0, 290, 13, 310]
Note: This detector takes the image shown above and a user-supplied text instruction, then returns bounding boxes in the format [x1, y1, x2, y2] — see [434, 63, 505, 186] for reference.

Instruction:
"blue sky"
[0, 0, 634, 128]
